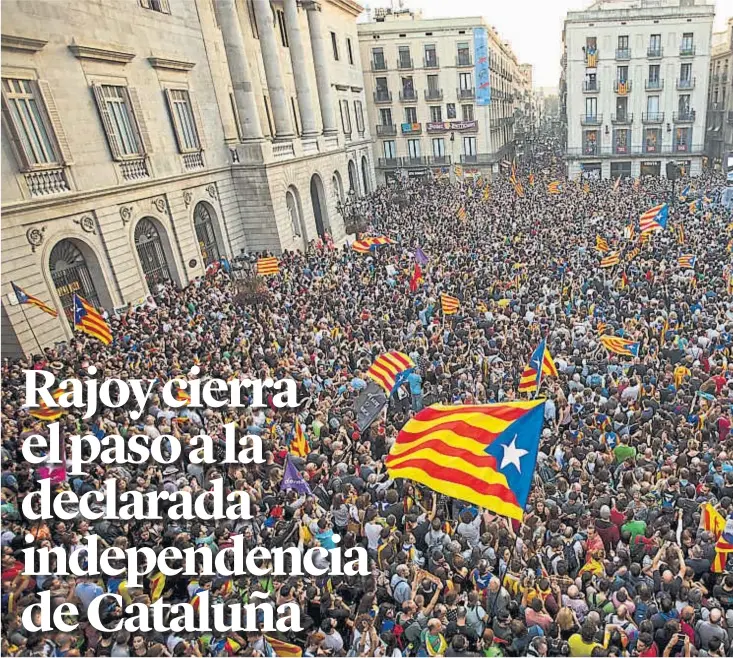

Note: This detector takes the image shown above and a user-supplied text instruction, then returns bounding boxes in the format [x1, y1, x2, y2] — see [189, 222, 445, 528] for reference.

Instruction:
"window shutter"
[158, 0, 171, 13]
[190, 93, 206, 150]
[139, 0, 152, 8]
[163, 89, 185, 153]
[0, 85, 32, 171]
[125, 86, 152, 155]
[92, 83, 122, 161]
[36, 80, 73, 165]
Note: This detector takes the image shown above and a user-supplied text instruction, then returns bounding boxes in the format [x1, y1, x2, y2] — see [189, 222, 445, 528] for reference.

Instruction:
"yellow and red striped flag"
[29, 387, 65, 421]
[175, 388, 191, 405]
[600, 335, 640, 357]
[256, 256, 279, 275]
[366, 351, 414, 394]
[440, 293, 460, 315]
[265, 636, 302, 657]
[290, 418, 309, 457]
[547, 180, 563, 195]
[351, 236, 393, 254]
[456, 206, 467, 221]
[386, 400, 546, 521]
[701, 503, 726, 539]
[73, 294, 112, 345]
[149, 571, 167, 602]
[595, 235, 609, 252]
[600, 252, 620, 268]
[11, 282, 58, 318]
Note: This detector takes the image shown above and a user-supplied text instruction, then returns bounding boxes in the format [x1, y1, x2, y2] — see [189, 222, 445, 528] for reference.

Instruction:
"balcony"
[373, 90, 392, 104]
[615, 48, 631, 60]
[457, 87, 475, 100]
[642, 112, 664, 124]
[399, 89, 418, 102]
[403, 156, 429, 167]
[377, 157, 400, 168]
[611, 113, 633, 125]
[371, 60, 387, 71]
[456, 54, 472, 67]
[583, 143, 599, 156]
[428, 155, 451, 165]
[679, 45, 696, 57]
[582, 80, 600, 93]
[424, 55, 439, 69]
[564, 144, 705, 158]
[645, 78, 663, 91]
[676, 77, 695, 90]
[401, 122, 422, 135]
[376, 124, 397, 136]
[397, 57, 413, 70]
[580, 113, 603, 125]
[647, 46, 663, 58]
[673, 110, 696, 123]
[613, 143, 630, 155]
[614, 80, 632, 94]
[425, 88, 443, 101]
[459, 154, 496, 164]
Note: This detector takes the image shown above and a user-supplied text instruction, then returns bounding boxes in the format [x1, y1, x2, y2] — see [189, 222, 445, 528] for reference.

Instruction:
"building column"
[253, 0, 294, 140]
[283, 0, 318, 137]
[215, 0, 263, 141]
[304, 0, 338, 135]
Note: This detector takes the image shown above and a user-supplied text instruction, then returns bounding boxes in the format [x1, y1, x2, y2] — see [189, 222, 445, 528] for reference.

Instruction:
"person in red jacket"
[594, 505, 620, 553]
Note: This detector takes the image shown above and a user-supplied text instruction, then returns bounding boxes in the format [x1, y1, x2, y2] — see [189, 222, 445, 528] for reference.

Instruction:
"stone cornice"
[1, 34, 48, 53]
[335, 83, 350, 91]
[326, 0, 363, 18]
[148, 56, 196, 72]
[350, 85, 363, 92]
[69, 40, 135, 64]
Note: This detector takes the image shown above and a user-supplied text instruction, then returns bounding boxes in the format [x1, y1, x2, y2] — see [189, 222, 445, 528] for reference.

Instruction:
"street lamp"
[337, 188, 367, 236]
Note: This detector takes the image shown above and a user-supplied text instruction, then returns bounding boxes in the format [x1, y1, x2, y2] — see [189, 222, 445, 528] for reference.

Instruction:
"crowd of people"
[3, 137, 733, 657]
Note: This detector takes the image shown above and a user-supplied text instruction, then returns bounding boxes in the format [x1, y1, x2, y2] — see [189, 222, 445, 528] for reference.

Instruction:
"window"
[427, 74, 439, 93]
[649, 34, 661, 51]
[340, 99, 351, 134]
[405, 107, 417, 124]
[276, 10, 289, 47]
[398, 45, 411, 68]
[92, 84, 147, 159]
[681, 32, 694, 51]
[331, 32, 339, 61]
[164, 88, 201, 152]
[425, 44, 437, 67]
[457, 42, 470, 66]
[407, 138, 420, 158]
[674, 126, 690, 151]
[648, 64, 660, 83]
[354, 100, 364, 134]
[680, 63, 692, 82]
[372, 47, 385, 70]
[463, 136, 477, 156]
[432, 137, 445, 157]
[375, 77, 388, 92]
[678, 94, 690, 114]
[645, 127, 660, 152]
[379, 108, 392, 125]
[614, 128, 629, 154]
[401, 76, 414, 96]
[617, 66, 628, 83]
[647, 95, 659, 114]
[459, 72, 472, 91]
[247, 1, 259, 39]
[346, 38, 354, 65]
[140, 0, 170, 12]
[447, 103, 456, 119]
[430, 106, 442, 122]
[618, 35, 629, 50]
[616, 96, 628, 119]
[462, 104, 474, 121]
[586, 37, 597, 51]
[584, 129, 598, 155]
[1, 78, 70, 170]
[383, 140, 396, 159]
[585, 97, 597, 117]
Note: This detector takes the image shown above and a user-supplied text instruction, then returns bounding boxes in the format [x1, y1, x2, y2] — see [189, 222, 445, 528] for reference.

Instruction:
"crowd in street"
[4, 138, 733, 657]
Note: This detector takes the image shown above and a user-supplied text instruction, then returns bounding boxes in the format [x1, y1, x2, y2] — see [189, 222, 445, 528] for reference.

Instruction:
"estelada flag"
[712, 515, 733, 573]
[440, 293, 460, 315]
[30, 387, 65, 421]
[256, 256, 279, 275]
[386, 400, 546, 521]
[265, 636, 302, 657]
[290, 418, 309, 457]
[701, 502, 725, 539]
[73, 294, 112, 345]
[367, 351, 414, 395]
[600, 334, 640, 357]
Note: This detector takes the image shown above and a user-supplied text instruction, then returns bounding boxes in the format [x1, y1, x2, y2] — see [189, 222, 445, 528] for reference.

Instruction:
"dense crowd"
[3, 139, 733, 657]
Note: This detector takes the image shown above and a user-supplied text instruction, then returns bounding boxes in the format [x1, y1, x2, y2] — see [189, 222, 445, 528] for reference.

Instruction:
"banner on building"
[474, 27, 491, 106]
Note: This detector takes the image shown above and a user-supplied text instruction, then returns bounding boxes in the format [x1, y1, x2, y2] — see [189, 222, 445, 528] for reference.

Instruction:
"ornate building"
[1, 0, 373, 356]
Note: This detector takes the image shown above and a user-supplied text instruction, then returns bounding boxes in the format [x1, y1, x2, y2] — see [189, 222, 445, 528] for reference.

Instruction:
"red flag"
[410, 263, 424, 292]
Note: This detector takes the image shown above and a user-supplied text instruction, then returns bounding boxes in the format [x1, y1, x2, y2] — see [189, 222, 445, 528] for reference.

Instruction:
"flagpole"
[18, 303, 44, 356]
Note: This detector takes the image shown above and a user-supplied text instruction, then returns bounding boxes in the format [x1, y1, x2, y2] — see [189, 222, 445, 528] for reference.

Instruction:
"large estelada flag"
[29, 387, 65, 421]
[518, 339, 557, 394]
[600, 334, 640, 357]
[351, 236, 393, 254]
[367, 351, 414, 395]
[639, 203, 668, 234]
[712, 515, 733, 572]
[11, 281, 58, 317]
[386, 400, 545, 520]
[73, 294, 112, 345]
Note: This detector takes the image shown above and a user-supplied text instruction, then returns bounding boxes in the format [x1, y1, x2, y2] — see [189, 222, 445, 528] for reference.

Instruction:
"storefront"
[610, 162, 632, 178]
[580, 163, 601, 179]
[640, 160, 661, 177]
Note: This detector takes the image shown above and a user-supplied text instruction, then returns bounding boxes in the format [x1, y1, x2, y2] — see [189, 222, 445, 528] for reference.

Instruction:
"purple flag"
[415, 247, 429, 266]
[281, 457, 311, 495]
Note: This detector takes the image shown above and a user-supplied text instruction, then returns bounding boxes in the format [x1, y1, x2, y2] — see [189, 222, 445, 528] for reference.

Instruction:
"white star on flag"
[500, 436, 528, 473]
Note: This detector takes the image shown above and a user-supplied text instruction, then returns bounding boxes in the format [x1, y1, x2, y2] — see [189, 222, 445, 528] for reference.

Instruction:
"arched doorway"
[332, 171, 344, 205]
[310, 174, 328, 238]
[134, 218, 172, 290]
[49, 239, 103, 319]
[286, 186, 306, 249]
[347, 159, 358, 195]
[193, 202, 221, 266]
[361, 155, 370, 194]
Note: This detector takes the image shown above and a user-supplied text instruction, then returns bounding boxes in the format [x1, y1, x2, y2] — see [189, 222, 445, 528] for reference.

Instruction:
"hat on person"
[600, 505, 610, 520]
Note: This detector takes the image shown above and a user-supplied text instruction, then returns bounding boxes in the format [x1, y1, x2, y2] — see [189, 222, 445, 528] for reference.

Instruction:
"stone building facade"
[1, 0, 374, 356]
[704, 18, 733, 170]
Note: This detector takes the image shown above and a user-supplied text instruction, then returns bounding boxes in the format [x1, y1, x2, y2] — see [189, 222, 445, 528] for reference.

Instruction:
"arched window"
[134, 218, 171, 290]
[286, 189, 301, 236]
[361, 155, 370, 194]
[49, 240, 102, 319]
[193, 203, 221, 266]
